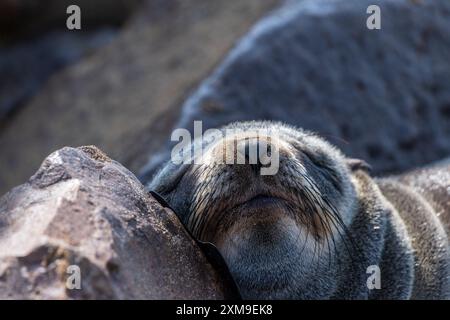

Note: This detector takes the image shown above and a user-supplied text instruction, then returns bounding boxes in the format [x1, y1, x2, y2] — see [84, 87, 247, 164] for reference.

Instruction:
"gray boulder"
[0, 146, 235, 299]
[141, 0, 450, 181]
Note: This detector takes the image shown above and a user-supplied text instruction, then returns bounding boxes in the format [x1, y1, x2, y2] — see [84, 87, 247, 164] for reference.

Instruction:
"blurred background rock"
[0, 0, 140, 120]
[0, 0, 140, 41]
[0, 0, 279, 195]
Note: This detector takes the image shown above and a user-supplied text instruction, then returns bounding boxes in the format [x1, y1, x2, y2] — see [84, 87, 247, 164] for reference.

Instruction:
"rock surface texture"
[141, 0, 450, 180]
[0, 146, 233, 299]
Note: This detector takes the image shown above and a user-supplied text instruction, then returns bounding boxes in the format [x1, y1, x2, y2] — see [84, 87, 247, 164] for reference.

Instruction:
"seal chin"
[213, 191, 300, 245]
[216, 212, 313, 299]
[217, 212, 302, 253]
[208, 189, 329, 299]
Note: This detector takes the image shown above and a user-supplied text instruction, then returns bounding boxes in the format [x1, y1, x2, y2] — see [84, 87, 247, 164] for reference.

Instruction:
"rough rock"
[140, 0, 450, 181]
[0, 0, 280, 195]
[0, 146, 235, 299]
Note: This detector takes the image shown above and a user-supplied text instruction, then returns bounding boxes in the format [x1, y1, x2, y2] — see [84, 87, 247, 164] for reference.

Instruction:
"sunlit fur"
[148, 121, 450, 299]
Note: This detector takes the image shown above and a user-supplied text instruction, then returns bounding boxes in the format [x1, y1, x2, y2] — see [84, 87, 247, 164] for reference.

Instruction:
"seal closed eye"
[148, 121, 450, 300]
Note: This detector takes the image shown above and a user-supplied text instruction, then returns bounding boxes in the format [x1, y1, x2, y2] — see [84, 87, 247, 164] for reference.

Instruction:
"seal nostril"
[266, 144, 272, 158]
[243, 138, 257, 164]
[243, 138, 261, 166]
[244, 139, 250, 163]
[241, 138, 272, 173]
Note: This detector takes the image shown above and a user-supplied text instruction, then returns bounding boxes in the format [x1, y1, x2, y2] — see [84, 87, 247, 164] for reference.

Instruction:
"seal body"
[376, 163, 450, 299]
[148, 121, 450, 299]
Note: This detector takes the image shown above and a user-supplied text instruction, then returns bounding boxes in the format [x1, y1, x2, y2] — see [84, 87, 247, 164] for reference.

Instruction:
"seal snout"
[204, 133, 284, 177]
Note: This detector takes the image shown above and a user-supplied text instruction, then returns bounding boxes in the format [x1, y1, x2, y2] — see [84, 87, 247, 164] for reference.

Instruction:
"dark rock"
[0, 146, 234, 299]
[0, 30, 116, 121]
[140, 0, 450, 181]
[0, 0, 140, 41]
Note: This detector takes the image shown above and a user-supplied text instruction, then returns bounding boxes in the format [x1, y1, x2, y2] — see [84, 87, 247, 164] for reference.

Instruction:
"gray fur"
[148, 121, 450, 299]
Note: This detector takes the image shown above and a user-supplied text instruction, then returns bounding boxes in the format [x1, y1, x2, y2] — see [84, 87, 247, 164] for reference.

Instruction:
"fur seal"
[148, 121, 450, 299]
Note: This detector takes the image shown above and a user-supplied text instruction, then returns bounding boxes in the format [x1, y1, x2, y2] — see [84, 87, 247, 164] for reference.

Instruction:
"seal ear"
[346, 158, 372, 173]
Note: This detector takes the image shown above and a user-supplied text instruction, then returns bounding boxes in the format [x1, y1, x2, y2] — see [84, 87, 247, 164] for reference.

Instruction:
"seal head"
[149, 121, 358, 299]
[149, 121, 449, 299]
